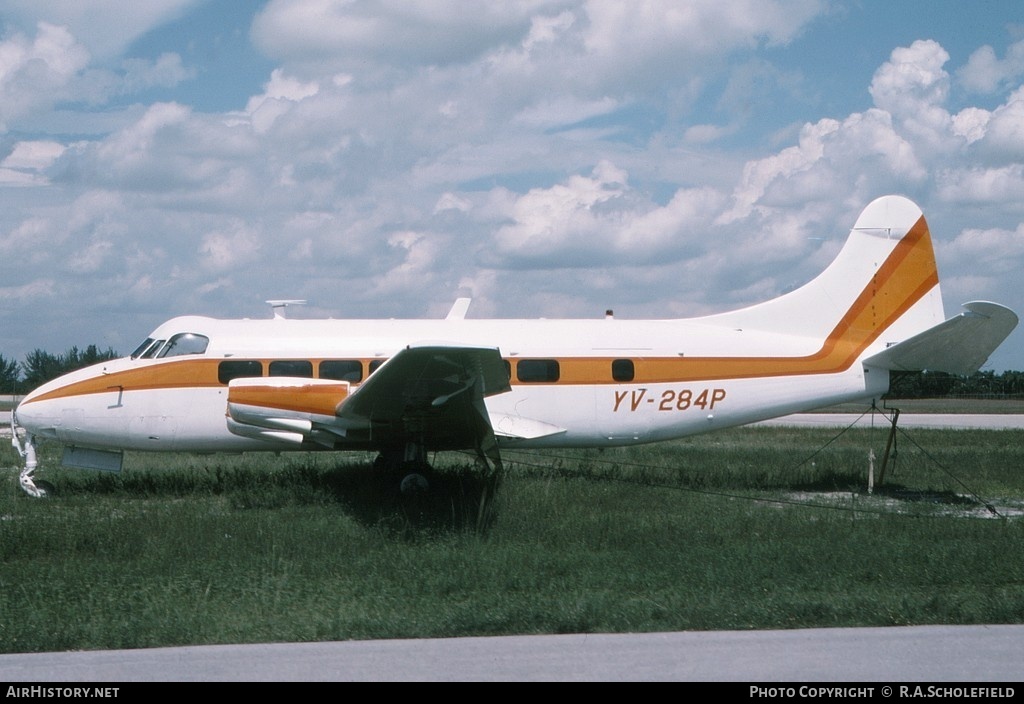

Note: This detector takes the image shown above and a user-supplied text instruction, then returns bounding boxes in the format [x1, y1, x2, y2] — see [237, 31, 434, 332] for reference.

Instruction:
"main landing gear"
[371, 440, 502, 531]
[373, 444, 435, 494]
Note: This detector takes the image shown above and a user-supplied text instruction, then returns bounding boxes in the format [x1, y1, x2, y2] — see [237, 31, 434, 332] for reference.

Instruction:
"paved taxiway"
[757, 413, 1024, 430]
[1, 625, 1022, 681]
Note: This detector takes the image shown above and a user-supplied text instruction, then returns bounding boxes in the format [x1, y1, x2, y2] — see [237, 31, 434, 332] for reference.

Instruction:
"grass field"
[2, 424, 1023, 654]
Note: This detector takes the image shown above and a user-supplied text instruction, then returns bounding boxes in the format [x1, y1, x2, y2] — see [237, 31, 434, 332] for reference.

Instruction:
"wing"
[226, 343, 512, 465]
[863, 301, 1018, 376]
[338, 343, 511, 454]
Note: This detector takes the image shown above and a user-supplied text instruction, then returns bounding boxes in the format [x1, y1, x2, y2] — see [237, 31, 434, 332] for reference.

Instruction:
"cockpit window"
[131, 338, 156, 359]
[141, 339, 166, 359]
[157, 333, 210, 358]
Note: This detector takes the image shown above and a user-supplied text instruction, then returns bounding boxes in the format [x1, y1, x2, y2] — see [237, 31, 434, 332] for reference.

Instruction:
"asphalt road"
[1, 625, 1022, 682]
[756, 413, 1024, 430]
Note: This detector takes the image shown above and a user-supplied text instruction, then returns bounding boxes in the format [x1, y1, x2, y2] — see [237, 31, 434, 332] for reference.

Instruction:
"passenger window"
[612, 359, 635, 382]
[368, 359, 385, 375]
[517, 359, 560, 383]
[158, 333, 210, 358]
[319, 360, 363, 382]
[269, 360, 313, 378]
[218, 360, 263, 384]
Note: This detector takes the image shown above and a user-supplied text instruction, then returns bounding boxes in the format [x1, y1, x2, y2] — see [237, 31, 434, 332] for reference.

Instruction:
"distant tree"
[63, 344, 119, 370]
[1002, 371, 1024, 396]
[0, 354, 19, 394]
[884, 370, 955, 399]
[886, 369, 1024, 399]
[918, 370, 957, 397]
[21, 345, 120, 390]
[884, 371, 921, 399]
[21, 349, 64, 390]
[83, 345, 117, 366]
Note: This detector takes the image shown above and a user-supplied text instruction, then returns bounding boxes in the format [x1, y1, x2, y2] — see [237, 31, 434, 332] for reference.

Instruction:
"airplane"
[9, 194, 1019, 498]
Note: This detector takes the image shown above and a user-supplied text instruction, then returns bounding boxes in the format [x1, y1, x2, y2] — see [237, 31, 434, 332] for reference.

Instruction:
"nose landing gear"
[11, 411, 48, 498]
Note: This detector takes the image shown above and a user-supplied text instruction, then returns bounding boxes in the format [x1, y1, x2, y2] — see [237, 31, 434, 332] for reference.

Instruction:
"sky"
[1, 0, 1023, 372]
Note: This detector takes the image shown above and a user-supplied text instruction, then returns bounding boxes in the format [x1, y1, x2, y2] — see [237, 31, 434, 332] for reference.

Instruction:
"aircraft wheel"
[398, 459, 436, 494]
[25, 479, 56, 498]
[399, 471, 430, 494]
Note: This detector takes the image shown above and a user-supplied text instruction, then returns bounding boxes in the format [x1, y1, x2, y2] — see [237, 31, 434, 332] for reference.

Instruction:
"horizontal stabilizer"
[863, 301, 1018, 376]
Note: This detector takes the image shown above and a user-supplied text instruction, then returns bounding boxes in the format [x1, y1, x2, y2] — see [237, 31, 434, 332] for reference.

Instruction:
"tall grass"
[2, 426, 1023, 653]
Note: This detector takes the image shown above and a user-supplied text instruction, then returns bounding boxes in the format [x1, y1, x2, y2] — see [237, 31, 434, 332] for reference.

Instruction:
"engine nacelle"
[226, 376, 351, 445]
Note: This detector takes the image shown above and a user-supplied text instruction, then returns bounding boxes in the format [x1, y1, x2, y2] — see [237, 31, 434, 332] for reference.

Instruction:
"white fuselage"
[15, 313, 890, 455]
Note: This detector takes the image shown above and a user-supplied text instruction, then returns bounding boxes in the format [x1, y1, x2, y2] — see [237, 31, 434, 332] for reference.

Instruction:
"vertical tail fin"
[703, 195, 945, 356]
[702, 195, 1016, 375]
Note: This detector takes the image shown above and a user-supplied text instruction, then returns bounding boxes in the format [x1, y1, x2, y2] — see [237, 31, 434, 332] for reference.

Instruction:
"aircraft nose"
[14, 391, 60, 440]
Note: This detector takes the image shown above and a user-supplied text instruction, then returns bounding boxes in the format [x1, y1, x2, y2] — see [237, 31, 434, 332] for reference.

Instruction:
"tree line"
[886, 370, 1024, 399]
[0, 346, 119, 394]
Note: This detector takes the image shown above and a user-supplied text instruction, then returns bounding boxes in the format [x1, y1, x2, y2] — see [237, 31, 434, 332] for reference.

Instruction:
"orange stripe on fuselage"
[26, 359, 226, 405]
[22, 217, 938, 404]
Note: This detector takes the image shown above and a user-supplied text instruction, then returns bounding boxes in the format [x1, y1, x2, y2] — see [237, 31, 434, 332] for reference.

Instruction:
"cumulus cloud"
[252, 0, 543, 71]
[0, 140, 65, 185]
[491, 161, 726, 268]
[974, 86, 1024, 162]
[199, 222, 262, 273]
[1, 3, 1023, 369]
[951, 107, 991, 144]
[0, 22, 89, 130]
[492, 160, 629, 263]
[0, 20, 195, 133]
[0, 217, 55, 257]
[942, 222, 1024, 312]
[582, 0, 822, 61]
[948, 223, 1024, 273]
[869, 39, 955, 150]
[936, 164, 1024, 204]
[252, 0, 828, 104]
[119, 53, 192, 93]
[0, 278, 57, 303]
[870, 40, 951, 115]
[719, 107, 929, 229]
[958, 39, 1024, 94]
[1, 0, 201, 61]
[89, 102, 193, 185]
[242, 69, 320, 134]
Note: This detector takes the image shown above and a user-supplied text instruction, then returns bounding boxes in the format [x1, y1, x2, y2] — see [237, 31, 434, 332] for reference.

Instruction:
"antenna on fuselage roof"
[266, 300, 307, 319]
